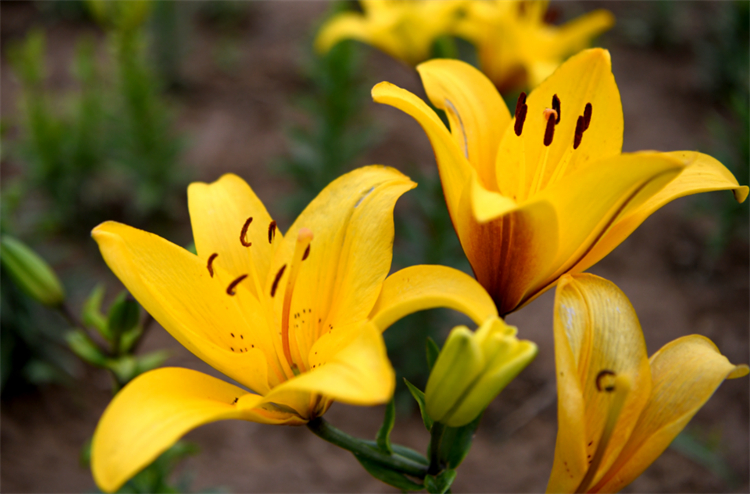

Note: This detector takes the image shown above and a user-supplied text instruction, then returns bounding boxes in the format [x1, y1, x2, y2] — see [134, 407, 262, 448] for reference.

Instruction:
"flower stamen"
[226, 274, 249, 295]
[514, 91, 528, 136]
[268, 220, 277, 244]
[575, 371, 631, 493]
[206, 253, 218, 277]
[240, 217, 253, 247]
[270, 264, 286, 298]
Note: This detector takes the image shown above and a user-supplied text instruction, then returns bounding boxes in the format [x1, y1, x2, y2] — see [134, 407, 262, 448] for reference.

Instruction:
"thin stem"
[428, 421, 446, 475]
[307, 417, 428, 478]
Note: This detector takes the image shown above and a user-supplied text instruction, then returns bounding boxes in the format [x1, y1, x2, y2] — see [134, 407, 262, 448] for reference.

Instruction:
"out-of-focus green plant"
[7, 1, 185, 233]
[278, 5, 378, 214]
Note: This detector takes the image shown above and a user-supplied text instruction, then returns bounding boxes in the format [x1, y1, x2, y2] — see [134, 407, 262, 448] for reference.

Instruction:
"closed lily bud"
[426, 316, 537, 427]
[1, 235, 65, 307]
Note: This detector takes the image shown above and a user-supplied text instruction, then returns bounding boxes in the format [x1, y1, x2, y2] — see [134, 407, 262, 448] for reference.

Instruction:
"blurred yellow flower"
[548, 273, 748, 493]
[454, 0, 614, 92]
[373, 50, 748, 315]
[315, 0, 466, 65]
[425, 315, 537, 427]
[90, 166, 498, 492]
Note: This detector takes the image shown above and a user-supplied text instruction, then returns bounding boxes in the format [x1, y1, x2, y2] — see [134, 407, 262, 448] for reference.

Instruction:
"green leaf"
[390, 444, 429, 466]
[425, 469, 457, 494]
[65, 329, 108, 366]
[426, 336, 440, 372]
[404, 378, 433, 431]
[354, 454, 424, 492]
[82, 283, 109, 339]
[107, 291, 140, 339]
[105, 355, 138, 384]
[376, 398, 395, 454]
[439, 413, 483, 469]
[135, 350, 170, 374]
[119, 325, 143, 354]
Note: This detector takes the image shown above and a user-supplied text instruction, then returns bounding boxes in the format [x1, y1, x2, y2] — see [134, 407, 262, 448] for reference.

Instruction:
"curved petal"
[417, 59, 511, 189]
[552, 10, 615, 59]
[591, 336, 749, 493]
[574, 151, 749, 274]
[531, 152, 684, 292]
[314, 12, 373, 54]
[548, 274, 652, 493]
[266, 166, 414, 368]
[187, 174, 278, 299]
[92, 221, 275, 393]
[92, 367, 302, 493]
[372, 81, 471, 220]
[266, 323, 394, 407]
[495, 49, 623, 202]
[368, 264, 498, 332]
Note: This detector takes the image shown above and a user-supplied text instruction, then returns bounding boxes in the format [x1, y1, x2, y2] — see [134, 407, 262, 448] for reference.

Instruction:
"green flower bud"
[425, 316, 537, 427]
[1, 235, 65, 307]
[107, 292, 140, 338]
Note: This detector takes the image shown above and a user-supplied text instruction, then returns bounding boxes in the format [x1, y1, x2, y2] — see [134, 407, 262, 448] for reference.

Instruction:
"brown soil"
[1, 2, 747, 493]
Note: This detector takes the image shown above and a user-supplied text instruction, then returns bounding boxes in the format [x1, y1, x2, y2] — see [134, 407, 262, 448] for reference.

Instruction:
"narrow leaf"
[354, 454, 424, 491]
[376, 398, 396, 454]
[440, 413, 483, 469]
[425, 469, 457, 494]
[404, 378, 434, 431]
[426, 336, 440, 372]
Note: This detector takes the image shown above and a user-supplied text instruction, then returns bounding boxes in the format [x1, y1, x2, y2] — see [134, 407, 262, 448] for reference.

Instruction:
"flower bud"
[425, 316, 537, 427]
[107, 292, 140, 338]
[1, 235, 65, 307]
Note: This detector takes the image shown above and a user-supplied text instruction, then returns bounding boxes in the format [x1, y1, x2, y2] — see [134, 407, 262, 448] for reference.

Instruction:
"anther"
[226, 274, 248, 295]
[207, 253, 218, 277]
[543, 112, 556, 146]
[574, 116, 585, 149]
[240, 217, 253, 247]
[231, 333, 235, 338]
[514, 92, 528, 136]
[270, 264, 287, 298]
[232, 397, 238, 404]
[268, 220, 277, 244]
[302, 244, 311, 261]
[595, 369, 617, 392]
[583, 102, 592, 130]
[552, 94, 561, 124]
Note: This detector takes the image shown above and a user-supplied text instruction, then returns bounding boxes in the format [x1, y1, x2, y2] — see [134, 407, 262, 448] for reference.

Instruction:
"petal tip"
[728, 364, 750, 379]
[733, 185, 749, 203]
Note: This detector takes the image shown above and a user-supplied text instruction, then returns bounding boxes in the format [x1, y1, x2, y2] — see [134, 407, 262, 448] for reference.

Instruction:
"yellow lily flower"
[549, 273, 748, 493]
[90, 166, 498, 492]
[315, 0, 467, 66]
[372, 50, 749, 315]
[454, 0, 614, 92]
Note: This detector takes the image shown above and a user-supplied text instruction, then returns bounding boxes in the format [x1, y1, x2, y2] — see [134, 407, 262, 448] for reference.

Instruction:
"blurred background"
[1, 1, 747, 492]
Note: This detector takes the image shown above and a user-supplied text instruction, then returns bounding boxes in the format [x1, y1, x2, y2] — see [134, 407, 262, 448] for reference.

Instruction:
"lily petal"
[532, 152, 684, 294]
[188, 174, 278, 299]
[92, 221, 274, 393]
[92, 367, 301, 493]
[266, 323, 394, 407]
[314, 12, 375, 54]
[372, 81, 471, 221]
[268, 166, 414, 366]
[548, 274, 652, 493]
[369, 264, 498, 332]
[591, 335, 749, 493]
[574, 151, 750, 273]
[551, 10, 615, 61]
[495, 49, 623, 202]
[417, 59, 511, 189]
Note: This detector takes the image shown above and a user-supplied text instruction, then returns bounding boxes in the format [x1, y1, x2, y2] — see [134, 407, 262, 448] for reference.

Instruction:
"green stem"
[428, 421, 446, 475]
[307, 417, 428, 478]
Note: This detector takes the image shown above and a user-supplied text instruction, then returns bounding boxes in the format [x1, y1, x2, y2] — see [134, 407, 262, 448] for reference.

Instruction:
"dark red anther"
[270, 264, 287, 298]
[574, 116, 585, 149]
[595, 369, 616, 392]
[552, 94, 561, 124]
[240, 217, 253, 247]
[268, 220, 277, 244]
[583, 102, 592, 130]
[207, 253, 218, 277]
[302, 244, 311, 261]
[514, 92, 528, 136]
[226, 274, 248, 295]
[543, 113, 556, 146]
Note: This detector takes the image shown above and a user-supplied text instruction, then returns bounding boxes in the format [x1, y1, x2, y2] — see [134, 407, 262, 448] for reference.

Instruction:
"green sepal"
[354, 454, 424, 491]
[404, 378, 433, 431]
[376, 398, 396, 454]
[439, 413, 483, 469]
[425, 469, 457, 494]
[107, 291, 140, 338]
[82, 283, 109, 339]
[426, 336, 440, 372]
[65, 329, 108, 367]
